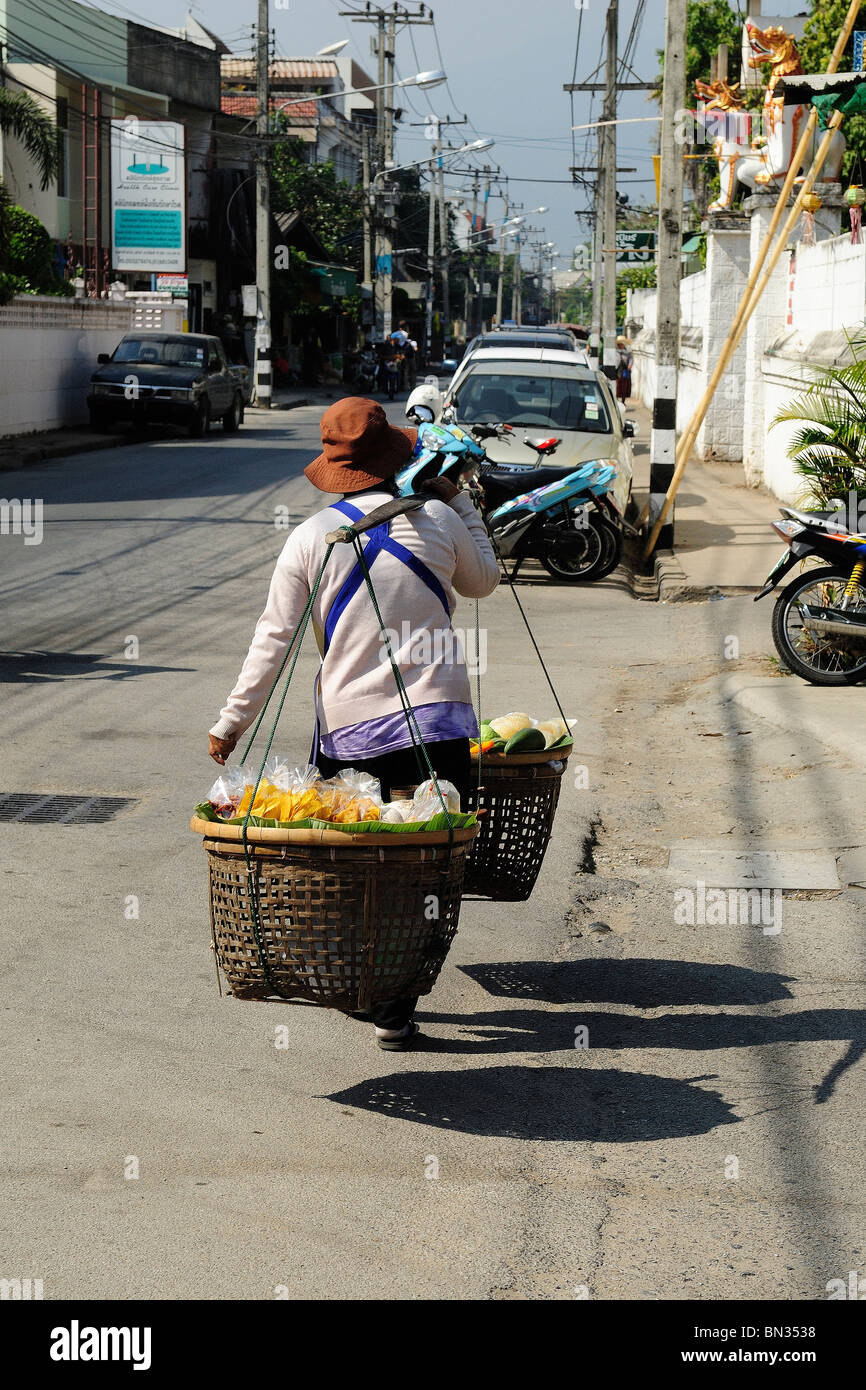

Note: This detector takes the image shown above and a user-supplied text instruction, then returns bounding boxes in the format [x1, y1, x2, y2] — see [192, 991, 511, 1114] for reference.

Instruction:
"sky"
[88, 0, 813, 267]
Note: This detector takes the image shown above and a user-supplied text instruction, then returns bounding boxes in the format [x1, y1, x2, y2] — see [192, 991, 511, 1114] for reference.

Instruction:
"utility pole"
[564, 4, 654, 369]
[437, 154, 451, 344]
[254, 0, 271, 408]
[512, 229, 522, 324]
[411, 114, 465, 358]
[344, 5, 434, 344]
[361, 128, 372, 290]
[425, 131, 439, 365]
[464, 169, 479, 339]
[384, 8, 396, 164]
[649, 0, 687, 549]
[601, 0, 619, 380]
[478, 167, 492, 334]
[590, 165, 603, 369]
[495, 183, 510, 325]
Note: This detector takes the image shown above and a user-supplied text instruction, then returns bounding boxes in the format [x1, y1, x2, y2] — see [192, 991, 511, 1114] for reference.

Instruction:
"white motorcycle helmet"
[406, 377, 443, 425]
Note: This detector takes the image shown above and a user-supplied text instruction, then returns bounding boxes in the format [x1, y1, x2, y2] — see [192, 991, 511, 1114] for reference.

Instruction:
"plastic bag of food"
[380, 798, 416, 824]
[320, 768, 383, 823]
[206, 765, 249, 819]
[237, 762, 323, 821]
[278, 764, 328, 822]
[411, 777, 461, 822]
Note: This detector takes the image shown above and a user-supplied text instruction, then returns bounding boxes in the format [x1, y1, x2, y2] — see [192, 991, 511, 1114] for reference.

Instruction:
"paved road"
[1, 401, 863, 1300]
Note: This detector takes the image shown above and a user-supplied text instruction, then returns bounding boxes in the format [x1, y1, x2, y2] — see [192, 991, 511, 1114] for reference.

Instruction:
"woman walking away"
[615, 335, 634, 402]
[208, 398, 499, 1049]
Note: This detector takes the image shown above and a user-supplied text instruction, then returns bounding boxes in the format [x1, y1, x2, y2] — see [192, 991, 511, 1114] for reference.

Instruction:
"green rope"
[474, 597, 483, 794]
[237, 544, 335, 993]
[487, 526, 570, 728]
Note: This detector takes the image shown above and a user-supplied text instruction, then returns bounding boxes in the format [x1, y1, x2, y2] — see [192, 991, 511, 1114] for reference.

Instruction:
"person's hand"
[420, 476, 460, 504]
[209, 732, 238, 765]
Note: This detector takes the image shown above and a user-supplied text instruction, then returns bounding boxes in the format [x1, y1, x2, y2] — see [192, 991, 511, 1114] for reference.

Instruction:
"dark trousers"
[318, 738, 472, 1029]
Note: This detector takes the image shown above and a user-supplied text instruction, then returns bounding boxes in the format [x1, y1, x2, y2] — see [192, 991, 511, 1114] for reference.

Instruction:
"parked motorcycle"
[755, 504, 866, 684]
[395, 421, 627, 582]
[475, 428, 625, 581]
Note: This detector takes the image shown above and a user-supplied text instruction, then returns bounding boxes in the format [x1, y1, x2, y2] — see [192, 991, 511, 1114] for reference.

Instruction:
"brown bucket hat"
[304, 397, 417, 494]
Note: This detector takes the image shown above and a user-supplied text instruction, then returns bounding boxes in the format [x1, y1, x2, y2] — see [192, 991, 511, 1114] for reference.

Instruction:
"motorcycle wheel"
[540, 520, 603, 581]
[591, 517, 624, 580]
[771, 565, 866, 684]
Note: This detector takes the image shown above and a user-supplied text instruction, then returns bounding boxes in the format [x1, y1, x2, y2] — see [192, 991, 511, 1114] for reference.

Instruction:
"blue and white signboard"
[111, 119, 185, 273]
[855, 31, 866, 72]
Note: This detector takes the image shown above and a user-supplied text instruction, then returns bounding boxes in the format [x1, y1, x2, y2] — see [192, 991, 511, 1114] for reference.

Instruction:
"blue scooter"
[396, 422, 626, 582]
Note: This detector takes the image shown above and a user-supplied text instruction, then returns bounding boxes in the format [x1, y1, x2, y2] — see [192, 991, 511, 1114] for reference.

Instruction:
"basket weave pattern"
[206, 839, 470, 1009]
[464, 760, 566, 901]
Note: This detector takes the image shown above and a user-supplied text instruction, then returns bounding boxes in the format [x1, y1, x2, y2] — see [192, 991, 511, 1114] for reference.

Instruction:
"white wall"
[791, 237, 866, 347]
[679, 268, 707, 326]
[628, 230, 866, 497]
[0, 295, 183, 436]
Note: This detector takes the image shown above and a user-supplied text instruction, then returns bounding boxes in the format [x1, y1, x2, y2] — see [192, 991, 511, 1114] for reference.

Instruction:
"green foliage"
[772, 331, 866, 504]
[617, 264, 657, 323]
[0, 88, 60, 189]
[0, 202, 68, 300]
[655, 0, 743, 102]
[6, 205, 54, 283]
[269, 134, 364, 265]
[801, 0, 866, 182]
[560, 282, 592, 324]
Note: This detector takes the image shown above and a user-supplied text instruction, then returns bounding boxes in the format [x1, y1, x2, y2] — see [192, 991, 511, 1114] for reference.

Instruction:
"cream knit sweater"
[210, 489, 499, 741]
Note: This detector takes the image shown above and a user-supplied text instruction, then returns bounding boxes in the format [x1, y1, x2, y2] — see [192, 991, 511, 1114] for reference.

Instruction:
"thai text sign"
[111, 120, 185, 273]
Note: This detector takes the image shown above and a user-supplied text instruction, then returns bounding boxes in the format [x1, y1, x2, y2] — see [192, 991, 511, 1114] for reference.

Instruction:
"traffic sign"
[614, 230, 655, 263]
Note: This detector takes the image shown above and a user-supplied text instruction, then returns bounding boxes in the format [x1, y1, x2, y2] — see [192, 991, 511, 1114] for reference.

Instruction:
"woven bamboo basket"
[463, 748, 570, 901]
[190, 818, 477, 1010]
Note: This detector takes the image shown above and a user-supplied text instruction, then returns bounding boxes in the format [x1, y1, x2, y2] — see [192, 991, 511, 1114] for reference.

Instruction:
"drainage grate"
[0, 793, 137, 824]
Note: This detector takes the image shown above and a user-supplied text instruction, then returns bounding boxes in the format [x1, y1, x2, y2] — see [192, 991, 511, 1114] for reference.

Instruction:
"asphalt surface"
[0, 399, 863, 1300]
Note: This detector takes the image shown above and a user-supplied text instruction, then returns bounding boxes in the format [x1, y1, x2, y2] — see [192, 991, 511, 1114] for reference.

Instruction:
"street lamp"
[370, 139, 494, 196]
[371, 138, 495, 342]
[316, 40, 349, 56]
[273, 68, 446, 116]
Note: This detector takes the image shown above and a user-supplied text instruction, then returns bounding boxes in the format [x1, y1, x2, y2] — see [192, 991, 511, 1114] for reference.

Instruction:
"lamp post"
[271, 68, 447, 118]
[371, 138, 493, 343]
[253, 68, 445, 405]
[496, 206, 544, 324]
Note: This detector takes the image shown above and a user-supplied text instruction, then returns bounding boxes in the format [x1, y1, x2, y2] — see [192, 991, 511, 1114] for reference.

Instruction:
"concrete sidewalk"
[626, 399, 784, 599]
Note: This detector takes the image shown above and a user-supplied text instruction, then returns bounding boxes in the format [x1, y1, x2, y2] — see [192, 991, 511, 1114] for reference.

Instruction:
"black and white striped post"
[648, 0, 686, 551]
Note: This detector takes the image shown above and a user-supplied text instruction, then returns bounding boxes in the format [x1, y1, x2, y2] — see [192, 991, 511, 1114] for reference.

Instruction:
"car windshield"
[482, 335, 574, 350]
[453, 370, 613, 433]
[112, 337, 207, 368]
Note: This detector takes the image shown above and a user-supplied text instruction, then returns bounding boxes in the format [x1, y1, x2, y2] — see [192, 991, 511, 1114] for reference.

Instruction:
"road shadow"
[459, 958, 795, 1006]
[413, 1005, 866, 1061]
[0, 650, 192, 683]
[323, 1066, 738, 1141]
[30, 424, 320, 504]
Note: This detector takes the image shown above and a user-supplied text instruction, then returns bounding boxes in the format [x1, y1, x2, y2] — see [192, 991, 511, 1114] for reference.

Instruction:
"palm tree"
[771, 333, 866, 506]
[0, 88, 60, 294]
[0, 88, 60, 190]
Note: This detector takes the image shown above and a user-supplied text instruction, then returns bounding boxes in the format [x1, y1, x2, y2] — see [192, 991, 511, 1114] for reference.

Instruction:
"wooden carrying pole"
[642, 0, 863, 558]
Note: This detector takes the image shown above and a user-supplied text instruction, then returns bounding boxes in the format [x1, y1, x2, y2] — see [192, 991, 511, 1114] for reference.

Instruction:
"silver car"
[444, 358, 634, 517]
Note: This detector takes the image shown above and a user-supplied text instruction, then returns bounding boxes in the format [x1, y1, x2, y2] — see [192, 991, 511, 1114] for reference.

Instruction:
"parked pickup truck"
[87, 332, 251, 435]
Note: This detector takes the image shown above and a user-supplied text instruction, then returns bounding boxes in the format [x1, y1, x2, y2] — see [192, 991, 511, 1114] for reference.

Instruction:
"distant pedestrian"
[615, 335, 633, 402]
[399, 320, 418, 391]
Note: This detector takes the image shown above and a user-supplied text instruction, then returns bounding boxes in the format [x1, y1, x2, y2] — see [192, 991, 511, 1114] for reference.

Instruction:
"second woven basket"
[464, 748, 570, 901]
